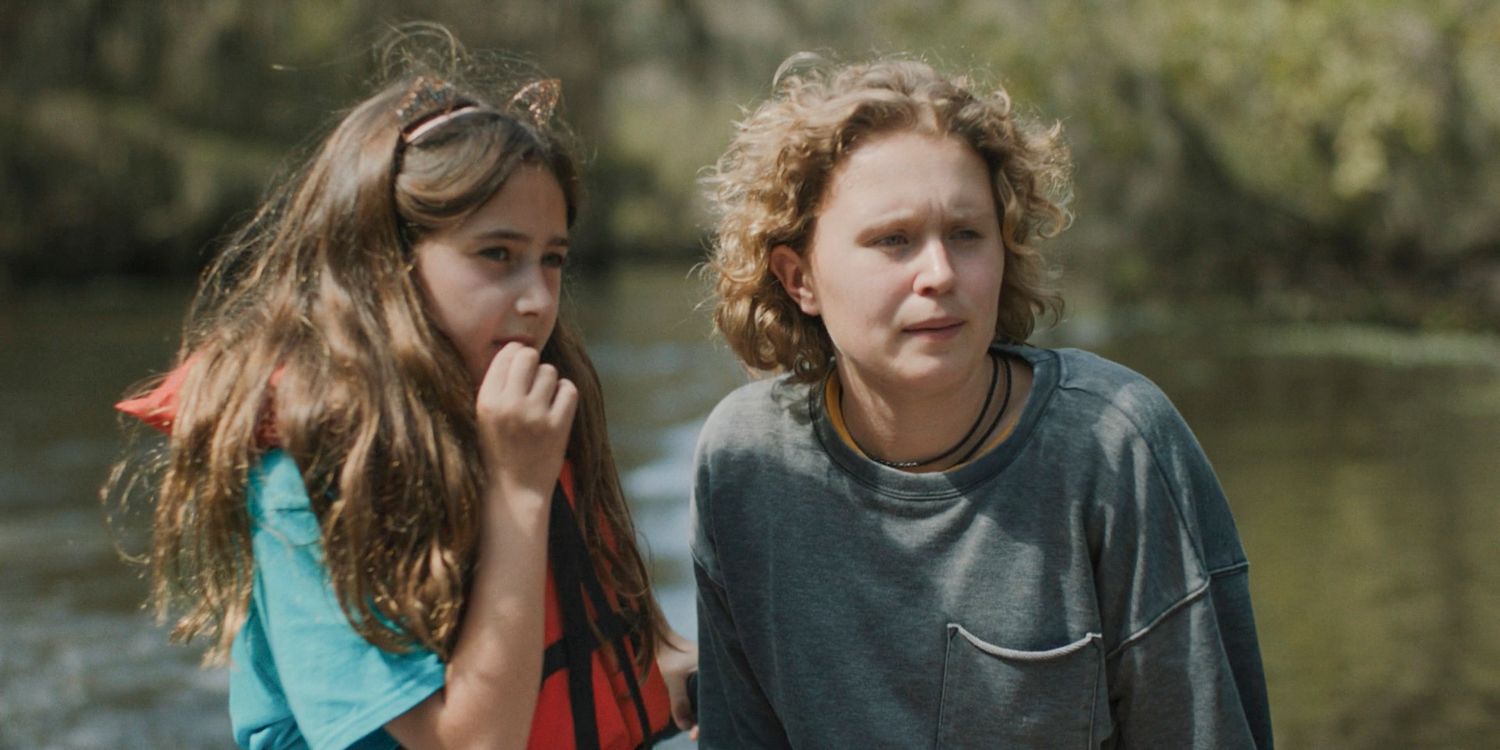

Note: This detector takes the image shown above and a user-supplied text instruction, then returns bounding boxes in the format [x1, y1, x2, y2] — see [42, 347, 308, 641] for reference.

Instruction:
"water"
[2, 267, 1497, 748]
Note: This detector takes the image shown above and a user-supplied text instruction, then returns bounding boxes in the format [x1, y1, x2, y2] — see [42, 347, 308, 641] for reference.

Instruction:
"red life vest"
[541, 464, 676, 749]
[117, 363, 677, 749]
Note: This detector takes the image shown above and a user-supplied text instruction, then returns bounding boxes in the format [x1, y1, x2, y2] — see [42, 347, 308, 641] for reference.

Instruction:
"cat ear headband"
[396, 76, 480, 143]
[507, 78, 562, 125]
[396, 75, 563, 144]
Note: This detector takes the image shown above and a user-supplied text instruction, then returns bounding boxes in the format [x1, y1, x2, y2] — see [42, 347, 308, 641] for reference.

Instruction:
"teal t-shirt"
[229, 450, 446, 750]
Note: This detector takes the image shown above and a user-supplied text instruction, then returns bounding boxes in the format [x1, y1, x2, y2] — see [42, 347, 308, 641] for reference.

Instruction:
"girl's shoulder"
[245, 449, 324, 548]
[247, 449, 313, 517]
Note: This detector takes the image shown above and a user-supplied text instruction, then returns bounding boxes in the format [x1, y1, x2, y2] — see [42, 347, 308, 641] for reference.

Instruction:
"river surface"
[2, 265, 1497, 748]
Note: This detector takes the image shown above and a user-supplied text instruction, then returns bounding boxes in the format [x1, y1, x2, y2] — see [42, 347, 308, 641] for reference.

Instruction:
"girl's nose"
[513, 265, 556, 316]
[913, 236, 957, 296]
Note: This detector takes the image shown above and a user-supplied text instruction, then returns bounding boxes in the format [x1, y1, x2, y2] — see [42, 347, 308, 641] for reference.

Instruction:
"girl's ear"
[769, 244, 820, 316]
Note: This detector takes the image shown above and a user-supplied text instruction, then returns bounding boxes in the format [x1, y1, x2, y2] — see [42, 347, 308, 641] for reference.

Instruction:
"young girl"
[693, 57, 1272, 747]
[111, 68, 696, 749]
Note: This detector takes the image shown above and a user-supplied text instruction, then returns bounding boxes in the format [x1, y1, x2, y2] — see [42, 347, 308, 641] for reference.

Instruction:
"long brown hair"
[108, 71, 664, 667]
[703, 56, 1072, 382]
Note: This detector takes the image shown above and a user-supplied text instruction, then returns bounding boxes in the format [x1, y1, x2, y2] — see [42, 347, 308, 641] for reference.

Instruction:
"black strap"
[548, 481, 662, 749]
[549, 484, 601, 750]
[539, 609, 631, 683]
[559, 498, 657, 749]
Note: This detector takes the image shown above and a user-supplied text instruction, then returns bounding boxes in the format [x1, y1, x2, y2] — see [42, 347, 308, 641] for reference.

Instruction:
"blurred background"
[1, 1, 1497, 747]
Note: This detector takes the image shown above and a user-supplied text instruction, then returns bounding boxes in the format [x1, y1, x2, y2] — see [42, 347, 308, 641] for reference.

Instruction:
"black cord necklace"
[841, 352, 1000, 469]
[950, 355, 1011, 467]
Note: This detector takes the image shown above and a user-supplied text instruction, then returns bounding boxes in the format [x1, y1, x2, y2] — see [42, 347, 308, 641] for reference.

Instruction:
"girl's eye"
[541, 251, 569, 269]
[871, 233, 908, 248]
[950, 228, 983, 241]
[478, 246, 511, 262]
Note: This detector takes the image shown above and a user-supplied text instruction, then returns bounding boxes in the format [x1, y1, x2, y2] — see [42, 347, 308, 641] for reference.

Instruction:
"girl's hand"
[388, 343, 568, 750]
[657, 629, 700, 736]
[475, 342, 578, 497]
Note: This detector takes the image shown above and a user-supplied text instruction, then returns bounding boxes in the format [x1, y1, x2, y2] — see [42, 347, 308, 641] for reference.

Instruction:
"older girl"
[693, 57, 1272, 748]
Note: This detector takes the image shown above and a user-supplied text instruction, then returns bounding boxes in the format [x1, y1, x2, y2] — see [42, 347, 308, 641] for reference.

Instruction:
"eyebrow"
[858, 205, 994, 229]
[473, 227, 570, 248]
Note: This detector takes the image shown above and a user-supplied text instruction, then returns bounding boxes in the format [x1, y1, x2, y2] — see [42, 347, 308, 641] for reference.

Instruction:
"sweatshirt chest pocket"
[936, 624, 1112, 749]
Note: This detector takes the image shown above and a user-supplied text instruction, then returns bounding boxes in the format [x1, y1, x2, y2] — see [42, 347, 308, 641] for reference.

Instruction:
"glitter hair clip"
[508, 78, 562, 124]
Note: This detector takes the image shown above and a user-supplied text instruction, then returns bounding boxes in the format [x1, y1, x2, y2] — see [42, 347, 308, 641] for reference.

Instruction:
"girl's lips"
[905, 318, 963, 334]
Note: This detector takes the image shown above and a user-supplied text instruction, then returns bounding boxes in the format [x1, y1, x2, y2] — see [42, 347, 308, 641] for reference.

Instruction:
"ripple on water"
[1248, 323, 1500, 370]
[623, 418, 704, 635]
[0, 595, 228, 749]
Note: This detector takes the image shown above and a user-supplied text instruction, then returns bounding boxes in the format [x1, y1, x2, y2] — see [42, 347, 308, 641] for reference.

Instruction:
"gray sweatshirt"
[690, 345, 1272, 748]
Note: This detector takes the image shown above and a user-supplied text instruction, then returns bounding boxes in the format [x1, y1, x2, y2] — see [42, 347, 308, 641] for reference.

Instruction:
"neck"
[837, 351, 999, 470]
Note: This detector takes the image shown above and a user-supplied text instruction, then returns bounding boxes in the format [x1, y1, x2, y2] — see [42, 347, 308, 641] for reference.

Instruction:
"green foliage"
[882, 0, 1500, 324]
[2, 0, 1496, 326]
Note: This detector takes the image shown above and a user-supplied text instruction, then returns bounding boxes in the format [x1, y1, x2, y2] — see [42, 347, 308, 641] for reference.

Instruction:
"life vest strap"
[539, 608, 632, 684]
[547, 481, 659, 750]
[564, 500, 656, 748]
[550, 483, 602, 750]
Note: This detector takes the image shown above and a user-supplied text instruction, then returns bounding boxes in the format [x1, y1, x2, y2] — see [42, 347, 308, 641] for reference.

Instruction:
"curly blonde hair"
[704, 56, 1073, 382]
